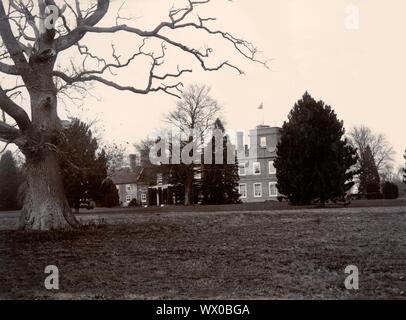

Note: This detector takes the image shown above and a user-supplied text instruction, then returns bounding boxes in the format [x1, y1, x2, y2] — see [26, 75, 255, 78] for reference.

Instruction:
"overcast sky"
[4, 0, 406, 168]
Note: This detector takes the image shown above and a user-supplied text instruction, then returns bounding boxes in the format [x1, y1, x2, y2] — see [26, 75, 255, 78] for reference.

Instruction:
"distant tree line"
[133, 89, 403, 207]
[3, 89, 403, 211]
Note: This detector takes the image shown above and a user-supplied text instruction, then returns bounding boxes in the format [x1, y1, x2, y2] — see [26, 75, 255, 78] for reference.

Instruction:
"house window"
[269, 182, 278, 197]
[126, 184, 132, 191]
[239, 165, 246, 176]
[253, 162, 261, 175]
[141, 193, 147, 202]
[126, 195, 132, 202]
[260, 136, 267, 148]
[254, 183, 262, 198]
[269, 160, 276, 174]
[239, 184, 247, 198]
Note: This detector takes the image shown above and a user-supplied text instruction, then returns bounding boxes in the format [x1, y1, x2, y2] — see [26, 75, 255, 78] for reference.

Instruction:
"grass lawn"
[0, 207, 405, 299]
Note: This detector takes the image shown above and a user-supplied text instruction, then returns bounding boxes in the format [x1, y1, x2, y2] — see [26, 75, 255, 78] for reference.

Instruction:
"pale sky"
[4, 0, 406, 168]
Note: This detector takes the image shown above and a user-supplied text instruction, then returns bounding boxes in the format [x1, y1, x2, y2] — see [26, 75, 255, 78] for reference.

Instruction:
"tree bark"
[19, 150, 79, 230]
[18, 68, 79, 231]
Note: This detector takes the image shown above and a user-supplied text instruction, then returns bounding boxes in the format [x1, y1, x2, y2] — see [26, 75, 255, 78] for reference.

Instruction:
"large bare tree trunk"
[19, 70, 79, 231]
[19, 150, 78, 230]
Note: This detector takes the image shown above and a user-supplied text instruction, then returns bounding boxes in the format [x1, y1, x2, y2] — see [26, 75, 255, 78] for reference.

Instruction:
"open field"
[0, 204, 405, 299]
[1, 199, 406, 231]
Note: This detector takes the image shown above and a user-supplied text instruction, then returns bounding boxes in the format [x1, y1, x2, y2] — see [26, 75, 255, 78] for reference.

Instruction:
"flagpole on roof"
[258, 103, 264, 125]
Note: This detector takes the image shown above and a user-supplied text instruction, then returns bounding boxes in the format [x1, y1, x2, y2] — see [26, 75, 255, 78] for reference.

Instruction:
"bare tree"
[348, 125, 394, 176]
[0, 1, 265, 230]
[104, 142, 126, 176]
[165, 84, 221, 138]
[165, 84, 221, 205]
[134, 137, 157, 165]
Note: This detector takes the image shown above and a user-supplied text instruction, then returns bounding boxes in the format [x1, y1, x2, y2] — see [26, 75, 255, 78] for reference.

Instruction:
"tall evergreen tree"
[274, 92, 358, 205]
[59, 119, 113, 211]
[201, 119, 240, 204]
[223, 152, 241, 204]
[99, 178, 120, 208]
[359, 145, 381, 194]
[0, 151, 21, 210]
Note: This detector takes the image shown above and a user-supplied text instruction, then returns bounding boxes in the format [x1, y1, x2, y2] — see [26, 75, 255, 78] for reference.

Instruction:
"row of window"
[239, 160, 276, 176]
[125, 193, 147, 203]
[239, 182, 278, 198]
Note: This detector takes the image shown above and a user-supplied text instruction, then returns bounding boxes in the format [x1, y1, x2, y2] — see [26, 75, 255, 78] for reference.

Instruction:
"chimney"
[236, 131, 244, 152]
[129, 154, 137, 171]
[140, 149, 150, 167]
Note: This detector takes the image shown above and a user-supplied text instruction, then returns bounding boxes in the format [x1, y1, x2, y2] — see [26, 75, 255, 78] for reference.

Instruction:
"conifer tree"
[59, 119, 113, 211]
[275, 92, 358, 205]
[201, 119, 240, 204]
[359, 145, 381, 194]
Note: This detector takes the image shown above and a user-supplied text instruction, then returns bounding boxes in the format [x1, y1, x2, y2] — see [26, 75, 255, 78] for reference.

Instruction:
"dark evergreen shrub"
[382, 182, 399, 199]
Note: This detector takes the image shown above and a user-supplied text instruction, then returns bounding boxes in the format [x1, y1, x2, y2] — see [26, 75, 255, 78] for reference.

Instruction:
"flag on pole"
[258, 103, 265, 125]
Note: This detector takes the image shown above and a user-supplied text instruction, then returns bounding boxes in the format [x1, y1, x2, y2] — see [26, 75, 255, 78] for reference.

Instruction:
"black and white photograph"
[0, 0, 405, 310]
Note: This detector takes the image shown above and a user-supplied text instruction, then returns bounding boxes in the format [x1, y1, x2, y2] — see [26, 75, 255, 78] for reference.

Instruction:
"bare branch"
[53, 70, 186, 99]
[0, 1, 28, 68]
[52, 0, 265, 77]
[81, 0, 267, 74]
[55, 0, 110, 52]
[2, 0, 265, 129]
[0, 86, 31, 131]
[0, 120, 23, 144]
[0, 61, 20, 75]
[54, 38, 192, 98]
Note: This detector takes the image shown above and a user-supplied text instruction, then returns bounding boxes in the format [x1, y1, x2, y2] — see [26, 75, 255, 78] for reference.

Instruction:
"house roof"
[110, 167, 144, 185]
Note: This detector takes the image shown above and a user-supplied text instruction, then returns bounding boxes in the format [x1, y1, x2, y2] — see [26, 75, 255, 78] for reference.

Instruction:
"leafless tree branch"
[0, 0, 265, 144]
[0, 86, 31, 132]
